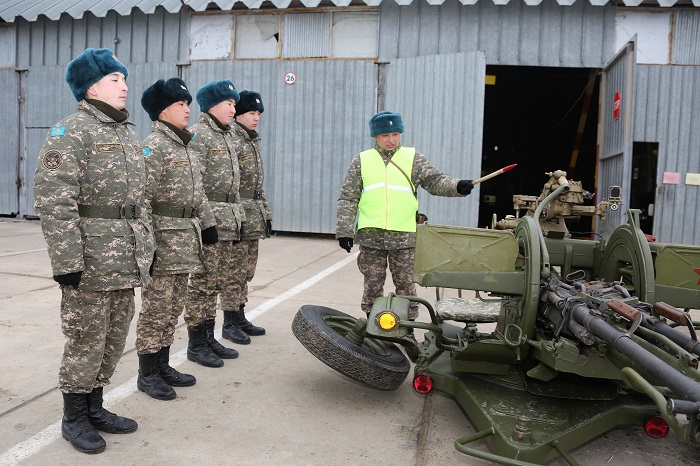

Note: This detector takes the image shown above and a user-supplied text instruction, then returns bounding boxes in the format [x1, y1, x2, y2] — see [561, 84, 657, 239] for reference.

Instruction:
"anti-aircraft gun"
[292, 170, 700, 465]
[492, 169, 620, 238]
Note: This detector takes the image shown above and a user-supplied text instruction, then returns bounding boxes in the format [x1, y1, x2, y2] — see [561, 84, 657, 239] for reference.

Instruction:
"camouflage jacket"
[34, 100, 155, 291]
[143, 121, 216, 275]
[189, 113, 246, 241]
[336, 145, 462, 250]
[232, 121, 272, 240]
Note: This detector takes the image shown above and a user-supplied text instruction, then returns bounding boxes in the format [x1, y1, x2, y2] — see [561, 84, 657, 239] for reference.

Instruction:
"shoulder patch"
[41, 150, 64, 171]
[49, 126, 65, 137]
[143, 147, 151, 157]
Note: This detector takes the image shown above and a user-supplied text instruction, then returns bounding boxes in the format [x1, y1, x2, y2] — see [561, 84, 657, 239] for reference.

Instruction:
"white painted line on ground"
[0, 252, 358, 465]
[0, 248, 47, 258]
[245, 252, 358, 319]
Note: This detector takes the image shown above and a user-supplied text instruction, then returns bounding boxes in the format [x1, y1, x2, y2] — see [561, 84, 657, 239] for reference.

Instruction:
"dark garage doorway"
[479, 65, 600, 237]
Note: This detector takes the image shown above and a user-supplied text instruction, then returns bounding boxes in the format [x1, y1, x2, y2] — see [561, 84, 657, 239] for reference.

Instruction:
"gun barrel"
[571, 303, 700, 402]
[641, 314, 700, 357]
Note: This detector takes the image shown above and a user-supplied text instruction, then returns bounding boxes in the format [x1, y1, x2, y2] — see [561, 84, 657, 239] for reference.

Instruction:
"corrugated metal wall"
[184, 59, 377, 234]
[15, 8, 189, 68]
[673, 10, 700, 65]
[635, 65, 700, 245]
[0, 25, 16, 67]
[378, 1, 617, 68]
[385, 52, 485, 228]
[0, 70, 19, 215]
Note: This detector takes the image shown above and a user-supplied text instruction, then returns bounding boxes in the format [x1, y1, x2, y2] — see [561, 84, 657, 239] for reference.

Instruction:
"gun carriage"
[292, 170, 700, 465]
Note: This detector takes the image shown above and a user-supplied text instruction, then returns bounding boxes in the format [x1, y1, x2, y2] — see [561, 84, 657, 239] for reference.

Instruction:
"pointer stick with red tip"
[471, 164, 517, 185]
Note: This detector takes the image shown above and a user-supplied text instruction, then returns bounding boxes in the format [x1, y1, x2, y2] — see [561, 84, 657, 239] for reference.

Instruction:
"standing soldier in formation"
[223, 90, 270, 344]
[136, 78, 220, 400]
[336, 111, 474, 319]
[34, 48, 154, 454]
[186, 80, 247, 366]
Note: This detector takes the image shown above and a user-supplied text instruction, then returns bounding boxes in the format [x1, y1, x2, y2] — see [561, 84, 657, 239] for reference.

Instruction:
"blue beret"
[235, 91, 264, 116]
[65, 48, 128, 102]
[196, 80, 240, 112]
[141, 78, 192, 121]
[369, 111, 404, 137]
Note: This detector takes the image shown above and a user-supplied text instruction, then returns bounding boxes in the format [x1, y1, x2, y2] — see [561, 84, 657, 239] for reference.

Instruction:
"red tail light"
[413, 374, 433, 394]
[643, 414, 669, 439]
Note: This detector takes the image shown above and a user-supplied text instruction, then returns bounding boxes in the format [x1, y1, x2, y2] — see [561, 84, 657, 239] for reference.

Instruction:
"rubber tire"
[292, 305, 410, 391]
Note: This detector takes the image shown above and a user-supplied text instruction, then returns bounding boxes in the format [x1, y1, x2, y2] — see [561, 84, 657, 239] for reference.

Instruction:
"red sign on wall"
[613, 90, 621, 120]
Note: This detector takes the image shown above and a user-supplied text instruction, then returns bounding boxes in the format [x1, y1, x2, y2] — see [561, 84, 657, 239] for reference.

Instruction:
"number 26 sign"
[284, 72, 296, 85]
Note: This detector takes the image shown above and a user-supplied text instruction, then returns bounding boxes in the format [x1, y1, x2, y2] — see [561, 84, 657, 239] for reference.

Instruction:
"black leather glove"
[53, 271, 82, 289]
[338, 237, 353, 253]
[201, 226, 219, 244]
[266, 220, 272, 234]
[457, 180, 474, 196]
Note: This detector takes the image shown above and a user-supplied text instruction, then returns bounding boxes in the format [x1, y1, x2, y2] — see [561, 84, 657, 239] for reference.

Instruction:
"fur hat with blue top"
[369, 111, 404, 137]
[65, 48, 128, 102]
[196, 80, 240, 112]
[235, 91, 264, 117]
[141, 78, 192, 121]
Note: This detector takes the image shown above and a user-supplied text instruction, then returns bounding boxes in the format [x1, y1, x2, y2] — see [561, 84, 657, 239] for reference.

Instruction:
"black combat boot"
[204, 319, 239, 359]
[158, 346, 196, 387]
[86, 387, 138, 434]
[61, 393, 106, 454]
[237, 304, 266, 336]
[187, 324, 224, 367]
[222, 310, 251, 345]
[137, 352, 176, 400]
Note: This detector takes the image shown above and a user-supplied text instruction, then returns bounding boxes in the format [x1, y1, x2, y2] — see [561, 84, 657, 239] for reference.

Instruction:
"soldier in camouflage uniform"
[136, 78, 228, 400]
[185, 80, 254, 361]
[221, 91, 271, 342]
[218, 90, 271, 344]
[336, 111, 474, 320]
[33, 48, 154, 454]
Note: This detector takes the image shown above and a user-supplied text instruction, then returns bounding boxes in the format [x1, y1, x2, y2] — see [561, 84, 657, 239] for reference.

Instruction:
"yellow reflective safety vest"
[357, 147, 419, 232]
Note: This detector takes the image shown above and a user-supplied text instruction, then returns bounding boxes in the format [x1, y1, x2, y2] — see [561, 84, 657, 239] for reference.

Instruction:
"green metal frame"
[357, 174, 700, 464]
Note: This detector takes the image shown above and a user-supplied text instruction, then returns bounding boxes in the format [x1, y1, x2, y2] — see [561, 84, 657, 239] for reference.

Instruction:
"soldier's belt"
[240, 189, 263, 200]
[151, 204, 198, 218]
[78, 204, 143, 219]
[207, 192, 236, 203]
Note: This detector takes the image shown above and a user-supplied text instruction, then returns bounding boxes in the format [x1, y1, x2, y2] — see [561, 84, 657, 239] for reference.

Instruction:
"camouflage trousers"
[185, 239, 248, 326]
[238, 239, 259, 305]
[59, 286, 135, 394]
[137, 274, 188, 354]
[357, 245, 419, 319]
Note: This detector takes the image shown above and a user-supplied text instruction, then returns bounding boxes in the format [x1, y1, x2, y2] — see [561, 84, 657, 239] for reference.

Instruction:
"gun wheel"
[292, 305, 410, 391]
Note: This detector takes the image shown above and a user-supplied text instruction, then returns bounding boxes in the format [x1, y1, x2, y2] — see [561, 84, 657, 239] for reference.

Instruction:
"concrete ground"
[0, 219, 698, 466]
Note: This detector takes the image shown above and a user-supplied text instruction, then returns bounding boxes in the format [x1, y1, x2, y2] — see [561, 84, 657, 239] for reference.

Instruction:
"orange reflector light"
[413, 374, 433, 394]
[378, 312, 398, 330]
[643, 414, 669, 439]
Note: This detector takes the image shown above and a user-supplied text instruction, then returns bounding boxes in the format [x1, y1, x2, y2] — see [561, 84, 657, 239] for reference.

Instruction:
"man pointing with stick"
[336, 111, 476, 320]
